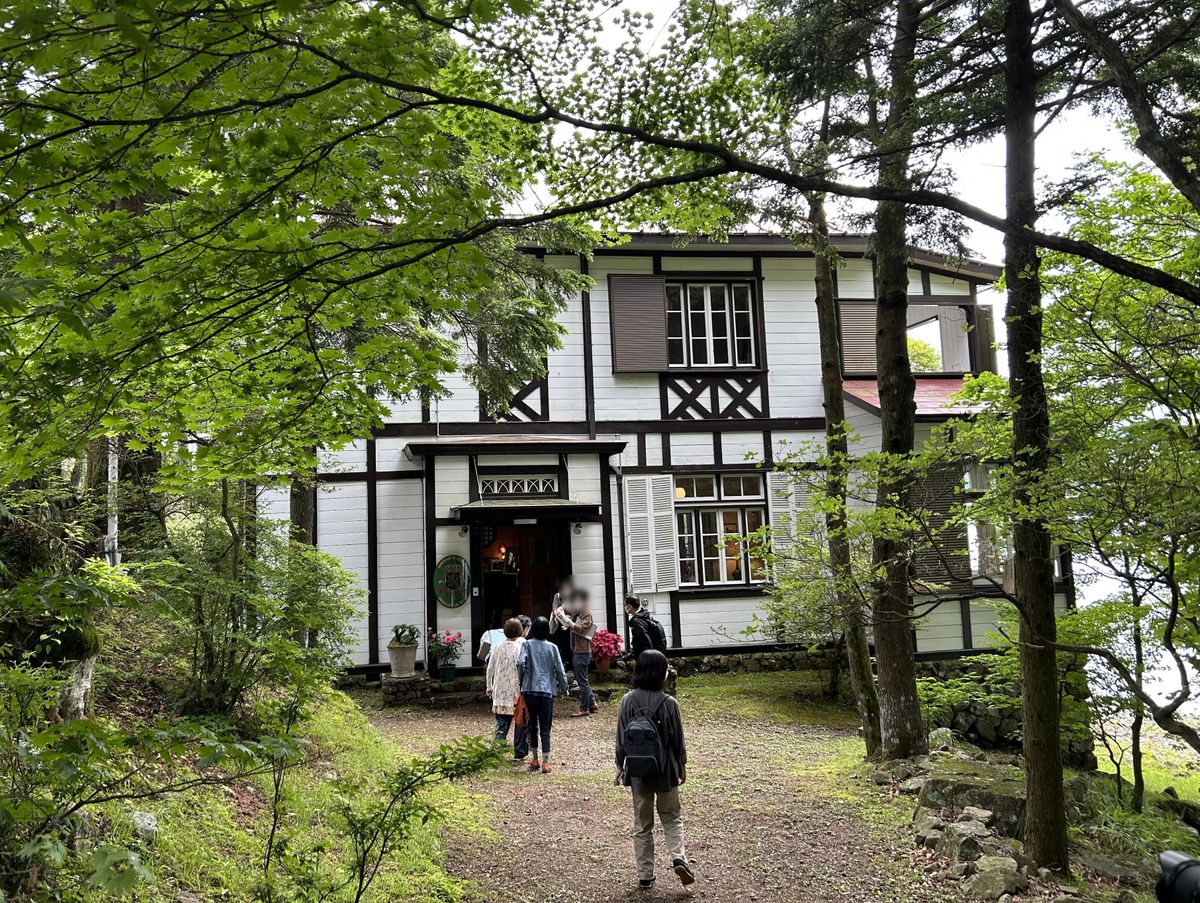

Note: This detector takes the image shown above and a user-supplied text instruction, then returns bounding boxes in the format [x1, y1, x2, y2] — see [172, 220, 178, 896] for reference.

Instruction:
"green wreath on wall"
[433, 555, 470, 609]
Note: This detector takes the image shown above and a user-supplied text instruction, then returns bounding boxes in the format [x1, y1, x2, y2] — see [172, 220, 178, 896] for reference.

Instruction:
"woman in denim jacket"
[516, 616, 569, 773]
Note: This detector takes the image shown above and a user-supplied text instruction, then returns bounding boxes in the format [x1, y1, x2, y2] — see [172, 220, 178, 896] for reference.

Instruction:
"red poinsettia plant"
[591, 629, 623, 662]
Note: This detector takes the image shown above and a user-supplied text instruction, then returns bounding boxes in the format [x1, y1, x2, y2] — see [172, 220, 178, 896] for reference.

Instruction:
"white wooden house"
[260, 233, 1074, 671]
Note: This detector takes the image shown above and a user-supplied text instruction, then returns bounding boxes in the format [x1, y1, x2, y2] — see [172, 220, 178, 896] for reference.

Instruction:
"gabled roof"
[844, 377, 982, 422]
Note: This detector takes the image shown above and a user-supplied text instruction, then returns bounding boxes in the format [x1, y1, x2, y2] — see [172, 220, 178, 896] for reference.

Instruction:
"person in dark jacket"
[623, 595, 663, 659]
[614, 650, 694, 889]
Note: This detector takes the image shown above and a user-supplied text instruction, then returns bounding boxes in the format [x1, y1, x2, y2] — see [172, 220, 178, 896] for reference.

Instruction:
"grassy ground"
[67, 691, 489, 902]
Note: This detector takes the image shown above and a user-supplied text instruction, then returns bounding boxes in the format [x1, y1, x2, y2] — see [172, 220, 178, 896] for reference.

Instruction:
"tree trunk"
[870, 0, 928, 761]
[811, 192, 884, 759]
[1131, 611, 1145, 813]
[1005, 0, 1069, 870]
[289, 463, 317, 646]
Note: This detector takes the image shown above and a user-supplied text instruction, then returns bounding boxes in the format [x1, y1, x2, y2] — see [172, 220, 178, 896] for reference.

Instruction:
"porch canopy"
[403, 433, 627, 523]
[452, 496, 601, 521]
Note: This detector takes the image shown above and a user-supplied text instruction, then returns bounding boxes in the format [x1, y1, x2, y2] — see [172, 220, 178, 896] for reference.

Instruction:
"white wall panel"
[433, 456, 469, 518]
[670, 432, 714, 466]
[644, 433, 663, 467]
[915, 599, 965, 653]
[761, 258, 824, 418]
[838, 258, 875, 296]
[660, 257, 755, 273]
[721, 432, 765, 465]
[929, 273, 973, 296]
[375, 438, 422, 473]
[317, 484, 371, 666]
[547, 255, 585, 423]
[590, 256, 663, 421]
[376, 479, 426, 662]
[320, 440, 368, 474]
[678, 596, 763, 647]
[566, 455, 602, 504]
[433, 526, 472, 666]
[570, 523, 607, 618]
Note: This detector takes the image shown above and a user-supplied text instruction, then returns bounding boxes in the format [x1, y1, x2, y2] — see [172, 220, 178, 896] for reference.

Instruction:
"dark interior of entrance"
[473, 520, 572, 662]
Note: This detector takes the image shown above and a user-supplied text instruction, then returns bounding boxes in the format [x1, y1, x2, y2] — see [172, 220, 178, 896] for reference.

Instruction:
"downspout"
[614, 453, 630, 649]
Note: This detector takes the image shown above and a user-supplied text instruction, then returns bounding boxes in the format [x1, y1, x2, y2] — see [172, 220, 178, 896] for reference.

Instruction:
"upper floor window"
[666, 282, 757, 368]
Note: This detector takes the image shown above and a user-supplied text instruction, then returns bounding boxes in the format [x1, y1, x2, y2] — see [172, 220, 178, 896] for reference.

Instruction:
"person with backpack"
[614, 649, 694, 890]
[623, 595, 668, 659]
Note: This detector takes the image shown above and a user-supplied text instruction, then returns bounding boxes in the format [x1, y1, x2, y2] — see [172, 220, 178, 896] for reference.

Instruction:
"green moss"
[677, 670, 858, 728]
[73, 691, 487, 902]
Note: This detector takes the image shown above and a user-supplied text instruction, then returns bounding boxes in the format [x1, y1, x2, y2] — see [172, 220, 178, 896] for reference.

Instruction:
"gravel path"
[368, 676, 966, 903]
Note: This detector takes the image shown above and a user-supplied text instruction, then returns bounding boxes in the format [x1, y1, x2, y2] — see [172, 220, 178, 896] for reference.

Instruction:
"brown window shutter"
[608, 275, 669, 372]
[839, 300, 877, 374]
[973, 305, 997, 373]
[910, 465, 972, 586]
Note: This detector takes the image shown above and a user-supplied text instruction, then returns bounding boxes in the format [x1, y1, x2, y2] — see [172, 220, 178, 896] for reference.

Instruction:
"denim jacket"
[517, 639, 569, 696]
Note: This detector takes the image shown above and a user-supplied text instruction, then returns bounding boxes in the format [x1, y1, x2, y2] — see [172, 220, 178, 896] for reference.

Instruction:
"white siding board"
[678, 596, 762, 647]
[590, 257, 662, 421]
[761, 258, 823, 419]
[317, 484, 370, 665]
[644, 433, 663, 467]
[721, 432, 765, 464]
[670, 432, 714, 465]
[376, 479, 426, 661]
[375, 438, 422, 473]
[566, 455, 602, 504]
[434, 456, 469, 518]
[660, 257, 755, 273]
[433, 526, 472, 666]
[320, 440, 368, 474]
[928, 273, 973, 296]
[915, 599, 965, 653]
[838, 259, 875, 296]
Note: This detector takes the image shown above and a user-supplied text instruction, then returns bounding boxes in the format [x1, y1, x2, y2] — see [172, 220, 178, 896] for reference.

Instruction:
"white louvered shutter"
[649, 474, 679, 592]
[768, 470, 799, 555]
[625, 474, 680, 592]
[626, 476, 655, 592]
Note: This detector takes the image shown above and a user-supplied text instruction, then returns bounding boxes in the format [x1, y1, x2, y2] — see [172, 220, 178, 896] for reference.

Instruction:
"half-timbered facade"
[261, 233, 1073, 670]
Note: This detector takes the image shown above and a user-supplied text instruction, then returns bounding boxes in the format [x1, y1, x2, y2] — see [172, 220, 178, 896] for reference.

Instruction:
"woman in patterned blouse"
[486, 618, 526, 754]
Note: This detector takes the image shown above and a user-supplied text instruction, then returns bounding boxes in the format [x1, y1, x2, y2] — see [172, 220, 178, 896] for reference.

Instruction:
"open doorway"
[472, 520, 572, 664]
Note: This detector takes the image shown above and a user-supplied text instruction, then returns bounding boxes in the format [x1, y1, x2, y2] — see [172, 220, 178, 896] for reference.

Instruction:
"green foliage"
[0, 2, 590, 482]
[390, 624, 421, 646]
[907, 337, 941, 373]
[135, 502, 361, 718]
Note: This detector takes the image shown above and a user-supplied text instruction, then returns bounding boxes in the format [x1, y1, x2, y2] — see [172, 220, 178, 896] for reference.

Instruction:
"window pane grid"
[666, 281, 757, 369]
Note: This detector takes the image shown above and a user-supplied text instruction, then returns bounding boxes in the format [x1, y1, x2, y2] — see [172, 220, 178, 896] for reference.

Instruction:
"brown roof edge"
[532, 231, 1002, 284]
[403, 435, 627, 459]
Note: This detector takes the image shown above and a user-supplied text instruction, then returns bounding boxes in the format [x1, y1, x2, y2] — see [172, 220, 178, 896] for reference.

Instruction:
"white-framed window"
[666, 281, 758, 368]
[674, 473, 766, 587]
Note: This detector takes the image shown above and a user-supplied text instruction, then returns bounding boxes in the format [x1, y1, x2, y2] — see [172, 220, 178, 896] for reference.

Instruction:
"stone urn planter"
[388, 642, 418, 678]
[388, 624, 420, 678]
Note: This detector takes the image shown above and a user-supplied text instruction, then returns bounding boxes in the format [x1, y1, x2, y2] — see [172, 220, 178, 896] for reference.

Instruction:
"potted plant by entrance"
[387, 624, 420, 678]
[426, 627, 465, 682]
[591, 629, 623, 677]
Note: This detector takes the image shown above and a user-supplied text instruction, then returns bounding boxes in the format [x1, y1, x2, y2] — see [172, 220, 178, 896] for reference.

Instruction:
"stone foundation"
[381, 673, 433, 705]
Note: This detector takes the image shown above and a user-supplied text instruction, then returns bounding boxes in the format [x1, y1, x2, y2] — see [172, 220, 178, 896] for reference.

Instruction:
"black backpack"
[635, 613, 669, 654]
[622, 695, 670, 779]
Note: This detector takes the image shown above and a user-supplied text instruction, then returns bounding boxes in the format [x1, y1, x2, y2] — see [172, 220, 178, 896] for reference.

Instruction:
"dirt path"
[368, 673, 965, 903]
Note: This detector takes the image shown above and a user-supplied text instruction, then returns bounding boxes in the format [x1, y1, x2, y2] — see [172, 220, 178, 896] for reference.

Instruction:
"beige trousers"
[631, 788, 687, 881]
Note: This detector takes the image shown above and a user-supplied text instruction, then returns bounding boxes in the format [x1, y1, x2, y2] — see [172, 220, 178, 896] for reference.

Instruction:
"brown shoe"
[540, 763, 553, 774]
[570, 710, 591, 718]
[528, 759, 541, 771]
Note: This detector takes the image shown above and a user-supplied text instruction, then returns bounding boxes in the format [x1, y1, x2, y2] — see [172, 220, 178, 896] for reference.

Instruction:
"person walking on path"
[615, 649, 694, 890]
[517, 616, 568, 774]
[558, 588, 597, 717]
[485, 618, 526, 759]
